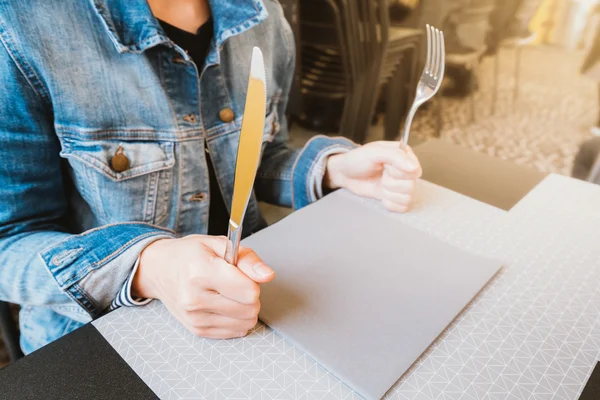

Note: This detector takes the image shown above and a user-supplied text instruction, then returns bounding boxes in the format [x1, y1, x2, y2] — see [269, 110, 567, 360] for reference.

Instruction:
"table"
[2, 140, 599, 400]
[259, 138, 548, 225]
[413, 139, 548, 211]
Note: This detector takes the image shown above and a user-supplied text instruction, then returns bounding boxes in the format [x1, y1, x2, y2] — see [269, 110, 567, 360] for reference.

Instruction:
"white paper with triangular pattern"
[94, 176, 600, 399]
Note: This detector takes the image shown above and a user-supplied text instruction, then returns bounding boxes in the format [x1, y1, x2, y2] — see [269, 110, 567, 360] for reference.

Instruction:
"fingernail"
[253, 263, 274, 277]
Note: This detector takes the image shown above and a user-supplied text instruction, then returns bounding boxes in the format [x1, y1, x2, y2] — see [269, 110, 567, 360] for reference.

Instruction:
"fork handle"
[400, 104, 419, 147]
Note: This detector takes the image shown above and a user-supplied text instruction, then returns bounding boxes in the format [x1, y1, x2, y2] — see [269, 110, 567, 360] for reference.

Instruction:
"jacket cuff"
[39, 223, 176, 318]
[292, 135, 357, 209]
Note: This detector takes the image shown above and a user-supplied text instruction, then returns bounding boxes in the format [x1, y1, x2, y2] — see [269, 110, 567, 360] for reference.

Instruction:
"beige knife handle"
[224, 220, 242, 266]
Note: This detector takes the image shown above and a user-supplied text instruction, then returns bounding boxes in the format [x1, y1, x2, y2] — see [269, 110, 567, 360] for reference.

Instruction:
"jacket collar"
[91, 0, 268, 54]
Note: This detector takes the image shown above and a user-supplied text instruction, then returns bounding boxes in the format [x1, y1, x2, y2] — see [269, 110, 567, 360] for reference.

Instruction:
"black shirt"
[159, 19, 229, 236]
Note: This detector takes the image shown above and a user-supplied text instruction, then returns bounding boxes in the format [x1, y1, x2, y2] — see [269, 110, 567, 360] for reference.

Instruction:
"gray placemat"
[94, 178, 600, 399]
[243, 189, 502, 400]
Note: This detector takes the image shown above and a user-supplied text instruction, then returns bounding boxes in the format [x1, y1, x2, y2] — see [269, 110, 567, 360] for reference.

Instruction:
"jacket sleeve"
[0, 36, 174, 323]
[254, 34, 357, 210]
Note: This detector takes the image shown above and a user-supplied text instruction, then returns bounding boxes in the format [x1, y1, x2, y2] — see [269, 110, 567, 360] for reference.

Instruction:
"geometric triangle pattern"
[94, 177, 600, 399]
[95, 302, 359, 399]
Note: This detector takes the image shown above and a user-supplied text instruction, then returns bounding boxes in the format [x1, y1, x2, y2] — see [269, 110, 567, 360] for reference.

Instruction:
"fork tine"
[430, 26, 438, 77]
[425, 24, 432, 73]
[437, 29, 445, 82]
[433, 28, 441, 78]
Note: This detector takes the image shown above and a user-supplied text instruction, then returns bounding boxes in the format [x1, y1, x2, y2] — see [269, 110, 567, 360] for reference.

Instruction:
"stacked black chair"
[357, 0, 422, 142]
[297, 0, 423, 143]
[0, 301, 22, 364]
[297, 0, 356, 135]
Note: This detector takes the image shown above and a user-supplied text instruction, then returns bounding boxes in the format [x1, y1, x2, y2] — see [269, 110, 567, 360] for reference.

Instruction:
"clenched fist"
[132, 235, 275, 339]
[325, 141, 422, 212]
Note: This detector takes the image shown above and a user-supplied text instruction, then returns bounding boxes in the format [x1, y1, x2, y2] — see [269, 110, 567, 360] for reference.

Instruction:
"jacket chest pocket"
[60, 139, 175, 225]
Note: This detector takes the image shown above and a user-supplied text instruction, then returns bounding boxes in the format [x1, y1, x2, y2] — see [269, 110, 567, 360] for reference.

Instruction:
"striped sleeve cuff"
[108, 257, 152, 311]
[308, 146, 353, 203]
[293, 135, 358, 209]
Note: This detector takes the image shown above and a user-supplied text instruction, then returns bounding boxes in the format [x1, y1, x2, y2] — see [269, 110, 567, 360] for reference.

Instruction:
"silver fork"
[400, 24, 445, 146]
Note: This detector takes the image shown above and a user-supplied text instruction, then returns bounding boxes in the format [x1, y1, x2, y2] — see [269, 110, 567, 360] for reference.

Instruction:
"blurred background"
[281, 0, 600, 177]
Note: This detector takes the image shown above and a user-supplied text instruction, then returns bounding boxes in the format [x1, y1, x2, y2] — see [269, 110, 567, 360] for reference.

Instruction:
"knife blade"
[224, 46, 267, 266]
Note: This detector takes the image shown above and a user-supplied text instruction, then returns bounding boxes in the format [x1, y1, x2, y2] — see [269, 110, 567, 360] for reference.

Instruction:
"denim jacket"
[0, 0, 354, 354]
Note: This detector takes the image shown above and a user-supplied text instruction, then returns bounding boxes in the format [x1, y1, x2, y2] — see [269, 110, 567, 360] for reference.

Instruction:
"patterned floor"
[404, 45, 598, 176]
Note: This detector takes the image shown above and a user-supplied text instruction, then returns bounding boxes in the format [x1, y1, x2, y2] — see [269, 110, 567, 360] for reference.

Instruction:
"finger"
[189, 312, 258, 332]
[178, 280, 207, 309]
[368, 145, 419, 173]
[194, 235, 228, 254]
[377, 143, 422, 177]
[384, 164, 420, 180]
[402, 146, 423, 178]
[381, 197, 410, 213]
[375, 141, 417, 156]
[179, 290, 261, 320]
[195, 235, 274, 285]
[207, 256, 261, 305]
[381, 176, 416, 195]
[164, 298, 255, 340]
[375, 140, 411, 149]
[402, 143, 418, 159]
[237, 247, 275, 283]
[190, 326, 251, 340]
[382, 188, 412, 207]
[198, 292, 261, 320]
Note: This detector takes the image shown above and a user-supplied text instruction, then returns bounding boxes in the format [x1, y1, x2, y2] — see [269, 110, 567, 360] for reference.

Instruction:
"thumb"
[236, 246, 275, 283]
[402, 145, 421, 170]
[368, 144, 419, 173]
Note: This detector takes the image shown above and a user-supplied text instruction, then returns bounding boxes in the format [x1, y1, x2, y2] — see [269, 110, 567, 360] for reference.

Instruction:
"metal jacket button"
[190, 193, 207, 202]
[183, 114, 197, 124]
[219, 108, 235, 123]
[110, 146, 130, 173]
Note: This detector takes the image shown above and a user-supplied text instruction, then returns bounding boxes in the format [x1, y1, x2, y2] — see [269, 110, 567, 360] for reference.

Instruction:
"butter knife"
[224, 47, 267, 266]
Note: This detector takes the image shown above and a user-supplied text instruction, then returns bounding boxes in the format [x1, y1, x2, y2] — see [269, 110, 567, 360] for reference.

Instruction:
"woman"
[0, 0, 422, 354]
